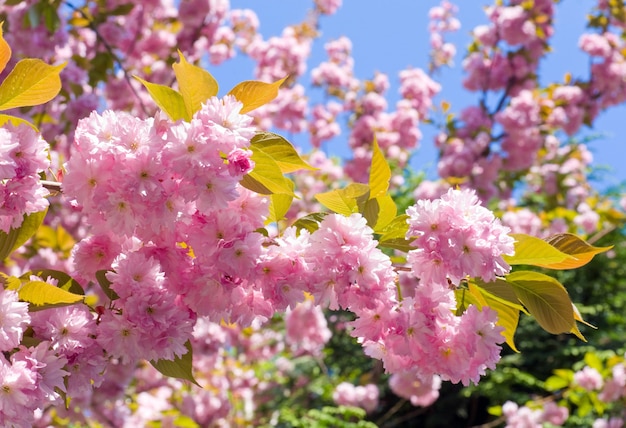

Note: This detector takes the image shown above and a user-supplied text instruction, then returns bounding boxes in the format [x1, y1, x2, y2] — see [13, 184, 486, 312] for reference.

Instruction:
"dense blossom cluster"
[0, 0, 625, 426]
[0, 124, 50, 233]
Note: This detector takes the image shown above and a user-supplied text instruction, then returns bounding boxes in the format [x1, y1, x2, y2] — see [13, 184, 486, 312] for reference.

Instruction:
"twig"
[63, 0, 150, 116]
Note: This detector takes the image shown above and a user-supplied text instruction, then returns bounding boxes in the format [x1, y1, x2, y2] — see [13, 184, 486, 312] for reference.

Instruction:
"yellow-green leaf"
[315, 183, 370, 216]
[240, 173, 273, 195]
[21, 269, 84, 295]
[18, 280, 84, 307]
[1, 274, 21, 291]
[173, 50, 218, 117]
[267, 193, 293, 224]
[250, 132, 316, 173]
[504, 233, 574, 267]
[469, 281, 521, 352]
[291, 212, 328, 234]
[0, 114, 38, 131]
[228, 77, 287, 114]
[372, 194, 397, 232]
[379, 214, 410, 241]
[0, 59, 66, 110]
[369, 138, 391, 199]
[0, 209, 47, 261]
[378, 214, 414, 252]
[472, 277, 526, 312]
[542, 233, 613, 269]
[0, 22, 11, 75]
[134, 76, 190, 122]
[506, 270, 575, 335]
[247, 147, 295, 195]
[150, 341, 200, 387]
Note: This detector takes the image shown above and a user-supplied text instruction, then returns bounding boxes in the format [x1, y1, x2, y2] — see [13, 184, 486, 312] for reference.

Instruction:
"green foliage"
[150, 341, 200, 387]
[0, 209, 48, 261]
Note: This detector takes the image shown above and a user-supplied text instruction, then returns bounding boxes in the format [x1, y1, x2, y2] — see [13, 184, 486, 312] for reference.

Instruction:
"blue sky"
[210, 1, 626, 191]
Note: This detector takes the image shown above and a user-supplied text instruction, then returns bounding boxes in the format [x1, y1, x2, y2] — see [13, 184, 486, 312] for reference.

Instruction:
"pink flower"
[0, 358, 38, 427]
[406, 188, 515, 287]
[285, 300, 331, 356]
[332, 382, 379, 413]
[389, 371, 441, 407]
[227, 148, 255, 176]
[0, 288, 30, 352]
[574, 366, 604, 391]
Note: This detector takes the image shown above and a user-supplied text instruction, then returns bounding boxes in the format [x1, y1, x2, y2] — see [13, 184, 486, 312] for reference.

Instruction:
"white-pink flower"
[0, 288, 30, 352]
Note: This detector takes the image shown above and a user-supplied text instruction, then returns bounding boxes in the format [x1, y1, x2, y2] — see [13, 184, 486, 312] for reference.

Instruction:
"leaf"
[372, 194, 397, 232]
[0, 114, 38, 131]
[0, 209, 47, 261]
[469, 281, 521, 352]
[134, 76, 190, 122]
[0, 59, 66, 110]
[472, 277, 526, 311]
[173, 50, 218, 118]
[240, 173, 273, 194]
[504, 233, 574, 267]
[545, 372, 573, 391]
[291, 212, 328, 234]
[315, 183, 370, 216]
[0, 21, 11, 75]
[96, 270, 119, 301]
[150, 341, 200, 387]
[247, 147, 295, 195]
[379, 215, 410, 241]
[369, 138, 391, 198]
[267, 193, 293, 224]
[506, 270, 576, 335]
[542, 233, 613, 269]
[250, 132, 316, 173]
[18, 280, 84, 309]
[228, 77, 287, 114]
[378, 215, 414, 252]
[21, 269, 84, 295]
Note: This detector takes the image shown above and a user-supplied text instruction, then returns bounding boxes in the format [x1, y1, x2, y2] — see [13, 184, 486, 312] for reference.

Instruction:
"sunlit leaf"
[0, 22, 11, 75]
[228, 77, 287, 114]
[469, 281, 521, 352]
[21, 269, 84, 295]
[315, 183, 370, 216]
[134, 76, 190, 121]
[369, 138, 391, 199]
[18, 280, 84, 309]
[0, 114, 38, 130]
[173, 50, 218, 117]
[372, 194, 397, 232]
[267, 193, 293, 224]
[150, 341, 200, 387]
[504, 233, 574, 267]
[0, 59, 66, 110]
[472, 277, 526, 311]
[240, 174, 273, 194]
[246, 147, 295, 195]
[506, 270, 576, 335]
[542, 233, 613, 269]
[291, 212, 328, 234]
[250, 132, 316, 173]
[0, 209, 47, 261]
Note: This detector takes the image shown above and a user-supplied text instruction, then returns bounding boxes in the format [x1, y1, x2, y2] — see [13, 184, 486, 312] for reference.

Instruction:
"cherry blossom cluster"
[332, 382, 379, 413]
[502, 400, 569, 428]
[428, 0, 460, 71]
[0, 124, 50, 233]
[406, 188, 514, 286]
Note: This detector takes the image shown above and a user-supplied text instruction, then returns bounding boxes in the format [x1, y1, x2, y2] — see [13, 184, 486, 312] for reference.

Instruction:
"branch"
[41, 180, 62, 193]
[62, 1, 150, 116]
